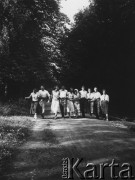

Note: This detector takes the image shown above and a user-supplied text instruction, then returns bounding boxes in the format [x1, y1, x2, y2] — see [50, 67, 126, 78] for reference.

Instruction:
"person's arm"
[50, 91, 53, 101]
[47, 91, 51, 102]
[25, 93, 32, 99]
[66, 91, 68, 99]
[100, 96, 102, 106]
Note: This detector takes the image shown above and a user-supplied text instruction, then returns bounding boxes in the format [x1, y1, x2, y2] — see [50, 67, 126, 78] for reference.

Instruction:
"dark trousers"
[94, 99, 100, 118]
[87, 100, 95, 115]
[60, 99, 67, 117]
[80, 98, 86, 118]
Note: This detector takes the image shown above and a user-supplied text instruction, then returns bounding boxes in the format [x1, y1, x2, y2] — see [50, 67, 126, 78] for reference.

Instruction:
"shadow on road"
[0, 117, 135, 180]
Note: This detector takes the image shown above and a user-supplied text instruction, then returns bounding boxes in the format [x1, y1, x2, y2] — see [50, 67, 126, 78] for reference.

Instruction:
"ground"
[0, 114, 135, 180]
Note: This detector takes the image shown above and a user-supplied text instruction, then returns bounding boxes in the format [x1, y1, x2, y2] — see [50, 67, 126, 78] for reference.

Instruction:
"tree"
[0, 0, 70, 97]
[62, 0, 135, 115]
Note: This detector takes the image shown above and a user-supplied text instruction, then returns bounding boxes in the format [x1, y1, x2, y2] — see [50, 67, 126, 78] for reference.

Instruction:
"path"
[2, 115, 135, 180]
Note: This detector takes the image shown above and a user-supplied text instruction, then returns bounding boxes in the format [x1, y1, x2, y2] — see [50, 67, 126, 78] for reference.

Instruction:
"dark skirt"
[101, 101, 109, 114]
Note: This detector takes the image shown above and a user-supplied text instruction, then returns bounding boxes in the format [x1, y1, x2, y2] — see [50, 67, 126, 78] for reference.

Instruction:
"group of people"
[25, 85, 109, 121]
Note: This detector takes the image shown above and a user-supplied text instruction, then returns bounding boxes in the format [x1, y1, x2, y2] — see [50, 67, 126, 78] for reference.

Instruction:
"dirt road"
[2, 115, 135, 180]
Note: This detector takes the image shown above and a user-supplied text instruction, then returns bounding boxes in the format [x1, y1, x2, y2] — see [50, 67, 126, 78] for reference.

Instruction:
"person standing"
[25, 88, 39, 119]
[67, 88, 75, 118]
[79, 86, 87, 118]
[100, 89, 109, 121]
[38, 85, 50, 119]
[93, 87, 101, 119]
[87, 88, 95, 117]
[73, 89, 81, 118]
[51, 86, 60, 119]
[59, 86, 68, 118]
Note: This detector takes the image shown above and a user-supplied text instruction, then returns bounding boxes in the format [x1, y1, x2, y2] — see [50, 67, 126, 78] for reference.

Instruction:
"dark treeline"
[0, 0, 70, 98]
[0, 0, 135, 116]
[61, 0, 135, 117]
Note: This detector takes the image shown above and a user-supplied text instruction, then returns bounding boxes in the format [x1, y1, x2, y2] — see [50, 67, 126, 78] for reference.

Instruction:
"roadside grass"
[0, 116, 34, 176]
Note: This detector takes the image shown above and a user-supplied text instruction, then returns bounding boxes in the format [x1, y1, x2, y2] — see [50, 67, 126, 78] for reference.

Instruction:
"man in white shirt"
[59, 86, 68, 118]
[80, 86, 87, 118]
[38, 85, 50, 118]
[93, 87, 101, 119]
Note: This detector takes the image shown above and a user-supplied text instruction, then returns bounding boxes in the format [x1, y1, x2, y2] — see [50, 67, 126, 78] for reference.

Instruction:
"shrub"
[0, 98, 29, 116]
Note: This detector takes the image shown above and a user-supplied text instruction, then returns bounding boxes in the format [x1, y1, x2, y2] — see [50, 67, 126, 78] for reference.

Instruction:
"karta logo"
[62, 158, 134, 179]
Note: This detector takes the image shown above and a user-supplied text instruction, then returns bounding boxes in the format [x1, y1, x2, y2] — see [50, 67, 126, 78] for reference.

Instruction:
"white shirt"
[93, 92, 101, 99]
[87, 92, 94, 100]
[38, 90, 50, 98]
[100, 94, 109, 102]
[80, 90, 87, 98]
[31, 92, 39, 102]
[59, 90, 67, 98]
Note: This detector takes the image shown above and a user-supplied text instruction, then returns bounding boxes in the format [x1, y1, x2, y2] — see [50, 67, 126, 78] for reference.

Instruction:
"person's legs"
[95, 100, 99, 119]
[64, 101, 67, 116]
[67, 105, 70, 118]
[105, 102, 109, 121]
[34, 102, 38, 119]
[106, 114, 108, 121]
[78, 103, 81, 117]
[41, 100, 46, 118]
[101, 101, 105, 120]
[80, 98, 85, 118]
[80, 99, 83, 117]
[53, 107, 57, 119]
[74, 102, 77, 117]
[60, 103, 64, 118]
[97, 99, 100, 118]
[30, 102, 34, 115]
[91, 101, 94, 116]
[87, 100, 91, 116]
[74, 102, 79, 117]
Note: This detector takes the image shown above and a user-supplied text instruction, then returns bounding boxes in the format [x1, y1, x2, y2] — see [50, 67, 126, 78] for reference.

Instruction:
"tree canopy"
[0, 0, 69, 97]
[62, 0, 135, 115]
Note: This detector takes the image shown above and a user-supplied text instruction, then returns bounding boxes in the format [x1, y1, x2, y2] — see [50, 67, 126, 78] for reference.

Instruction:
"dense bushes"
[0, 99, 29, 116]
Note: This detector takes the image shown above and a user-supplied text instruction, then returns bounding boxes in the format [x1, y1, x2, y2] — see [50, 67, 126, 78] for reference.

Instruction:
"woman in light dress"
[51, 86, 60, 119]
[67, 88, 75, 118]
[100, 89, 109, 121]
[73, 89, 81, 118]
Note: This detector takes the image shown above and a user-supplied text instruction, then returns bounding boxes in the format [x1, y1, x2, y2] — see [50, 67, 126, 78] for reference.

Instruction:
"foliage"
[61, 0, 135, 115]
[0, 98, 29, 115]
[0, 0, 70, 94]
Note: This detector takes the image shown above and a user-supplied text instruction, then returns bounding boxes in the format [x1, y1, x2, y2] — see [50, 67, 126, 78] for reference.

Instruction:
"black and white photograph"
[0, 0, 135, 179]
